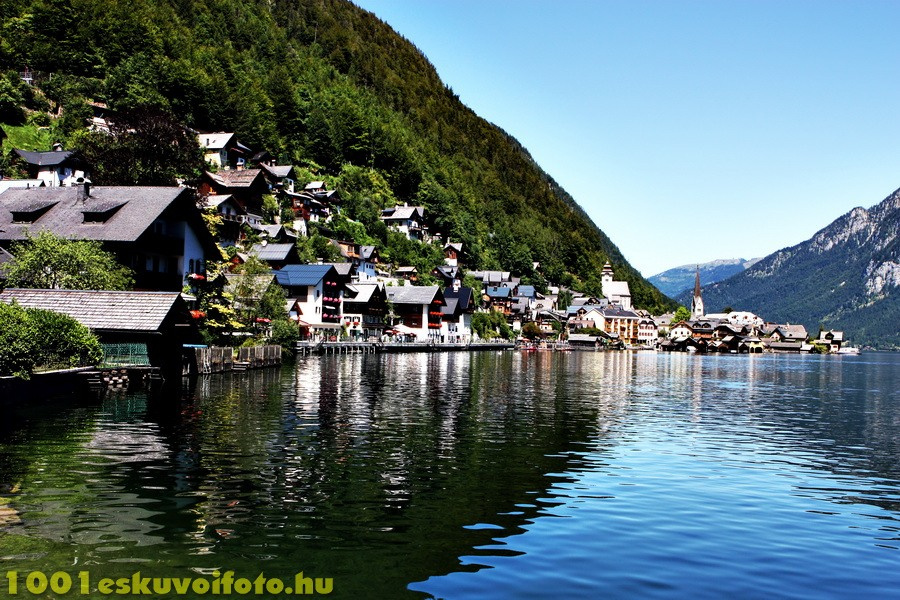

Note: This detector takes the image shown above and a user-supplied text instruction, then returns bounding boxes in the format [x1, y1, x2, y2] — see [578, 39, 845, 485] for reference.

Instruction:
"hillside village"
[0, 132, 855, 365]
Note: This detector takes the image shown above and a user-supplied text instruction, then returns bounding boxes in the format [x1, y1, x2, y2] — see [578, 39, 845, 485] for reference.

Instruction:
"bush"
[0, 302, 102, 378]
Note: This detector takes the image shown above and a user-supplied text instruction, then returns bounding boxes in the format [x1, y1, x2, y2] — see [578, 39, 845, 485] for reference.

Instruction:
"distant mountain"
[649, 258, 761, 298]
[677, 188, 900, 349]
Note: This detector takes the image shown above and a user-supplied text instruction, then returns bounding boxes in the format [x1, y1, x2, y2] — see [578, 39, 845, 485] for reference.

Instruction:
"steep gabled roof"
[204, 169, 266, 188]
[13, 149, 79, 167]
[0, 186, 216, 255]
[0, 288, 186, 332]
[198, 132, 236, 150]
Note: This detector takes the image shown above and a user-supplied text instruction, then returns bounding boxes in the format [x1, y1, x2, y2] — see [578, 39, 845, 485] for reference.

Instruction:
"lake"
[1, 351, 899, 599]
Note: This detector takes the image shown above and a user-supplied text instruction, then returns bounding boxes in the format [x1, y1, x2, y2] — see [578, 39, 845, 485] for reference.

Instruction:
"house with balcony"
[199, 168, 269, 214]
[441, 281, 476, 344]
[386, 285, 445, 342]
[273, 264, 343, 339]
[342, 282, 388, 340]
[0, 184, 219, 291]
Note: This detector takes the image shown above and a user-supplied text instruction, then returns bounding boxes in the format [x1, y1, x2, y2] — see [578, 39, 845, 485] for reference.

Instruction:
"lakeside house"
[386, 285, 445, 342]
[273, 264, 344, 339]
[0, 288, 199, 373]
[0, 184, 219, 291]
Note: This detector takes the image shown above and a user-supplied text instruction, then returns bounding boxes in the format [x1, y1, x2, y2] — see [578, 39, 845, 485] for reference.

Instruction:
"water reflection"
[0, 352, 899, 599]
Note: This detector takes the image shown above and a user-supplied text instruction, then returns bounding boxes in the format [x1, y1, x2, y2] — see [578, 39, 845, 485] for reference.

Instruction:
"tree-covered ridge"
[0, 0, 675, 312]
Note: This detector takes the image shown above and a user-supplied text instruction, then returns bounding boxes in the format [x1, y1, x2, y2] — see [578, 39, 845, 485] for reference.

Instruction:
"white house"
[386, 284, 444, 342]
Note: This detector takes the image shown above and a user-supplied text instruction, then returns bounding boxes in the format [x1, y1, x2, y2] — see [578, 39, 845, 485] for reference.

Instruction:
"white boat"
[837, 346, 861, 355]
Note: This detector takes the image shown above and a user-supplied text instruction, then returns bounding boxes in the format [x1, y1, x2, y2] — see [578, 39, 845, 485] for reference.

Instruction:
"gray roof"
[345, 283, 381, 304]
[198, 132, 235, 150]
[360, 246, 377, 260]
[14, 149, 78, 167]
[382, 205, 424, 220]
[322, 262, 356, 277]
[273, 264, 336, 287]
[386, 285, 441, 305]
[0, 179, 45, 193]
[0, 288, 185, 332]
[250, 243, 294, 261]
[260, 164, 295, 179]
[0, 186, 211, 248]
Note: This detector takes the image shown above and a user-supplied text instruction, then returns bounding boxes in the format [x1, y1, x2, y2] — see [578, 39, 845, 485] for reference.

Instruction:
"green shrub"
[0, 302, 101, 379]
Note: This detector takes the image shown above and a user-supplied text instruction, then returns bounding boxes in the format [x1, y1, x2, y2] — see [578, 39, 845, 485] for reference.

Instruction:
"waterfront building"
[342, 282, 388, 340]
[273, 264, 343, 339]
[441, 281, 476, 343]
[386, 285, 445, 342]
[0, 184, 218, 291]
[0, 288, 198, 374]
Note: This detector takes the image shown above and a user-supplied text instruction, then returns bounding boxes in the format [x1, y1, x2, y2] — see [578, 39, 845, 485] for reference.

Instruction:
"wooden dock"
[294, 340, 515, 355]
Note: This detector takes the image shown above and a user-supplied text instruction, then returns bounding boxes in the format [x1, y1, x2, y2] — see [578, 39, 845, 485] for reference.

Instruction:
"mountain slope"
[649, 258, 760, 298]
[679, 188, 900, 349]
[0, 0, 675, 311]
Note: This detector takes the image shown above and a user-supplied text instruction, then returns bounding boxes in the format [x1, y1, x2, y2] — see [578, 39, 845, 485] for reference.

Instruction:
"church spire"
[691, 266, 704, 318]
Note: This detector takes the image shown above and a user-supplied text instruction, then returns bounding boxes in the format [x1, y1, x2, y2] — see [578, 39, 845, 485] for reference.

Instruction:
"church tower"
[691, 267, 704, 318]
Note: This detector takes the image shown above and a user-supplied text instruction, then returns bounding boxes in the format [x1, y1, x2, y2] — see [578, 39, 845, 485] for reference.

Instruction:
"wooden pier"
[294, 340, 515, 355]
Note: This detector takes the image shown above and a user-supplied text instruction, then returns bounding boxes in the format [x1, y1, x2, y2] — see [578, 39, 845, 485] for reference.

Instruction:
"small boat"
[836, 346, 861, 355]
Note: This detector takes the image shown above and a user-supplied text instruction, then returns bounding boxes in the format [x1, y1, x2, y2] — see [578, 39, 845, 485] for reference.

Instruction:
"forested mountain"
[648, 258, 760, 297]
[0, 0, 675, 312]
[678, 188, 900, 349]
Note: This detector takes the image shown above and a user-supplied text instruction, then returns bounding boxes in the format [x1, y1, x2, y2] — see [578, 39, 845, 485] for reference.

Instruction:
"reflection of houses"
[342, 282, 387, 340]
[0, 288, 199, 374]
[0, 185, 219, 291]
[13, 147, 88, 187]
[380, 205, 427, 240]
[386, 285, 444, 342]
[273, 264, 343, 339]
[441, 281, 476, 343]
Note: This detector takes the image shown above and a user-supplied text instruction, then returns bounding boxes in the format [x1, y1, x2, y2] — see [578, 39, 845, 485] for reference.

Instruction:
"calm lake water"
[1, 351, 899, 599]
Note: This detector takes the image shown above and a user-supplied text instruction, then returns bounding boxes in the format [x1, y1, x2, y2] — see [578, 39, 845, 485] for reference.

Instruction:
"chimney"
[76, 178, 91, 203]
[452, 278, 461, 292]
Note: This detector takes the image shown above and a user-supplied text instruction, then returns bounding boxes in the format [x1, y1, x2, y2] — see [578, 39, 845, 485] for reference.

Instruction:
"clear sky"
[352, 0, 900, 277]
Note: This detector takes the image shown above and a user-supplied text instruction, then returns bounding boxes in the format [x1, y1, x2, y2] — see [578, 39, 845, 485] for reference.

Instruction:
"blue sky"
[352, 0, 900, 277]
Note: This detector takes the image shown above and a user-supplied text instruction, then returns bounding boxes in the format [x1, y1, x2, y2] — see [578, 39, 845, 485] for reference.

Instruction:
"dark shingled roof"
[13, 149, 78, 167]
[0, 186, 212, 248]
[0, 288, 185, 332]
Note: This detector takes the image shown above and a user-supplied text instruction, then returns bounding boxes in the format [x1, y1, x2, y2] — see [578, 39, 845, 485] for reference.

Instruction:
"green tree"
[6, 231, 134, 290]
[673, 306, 692, 323]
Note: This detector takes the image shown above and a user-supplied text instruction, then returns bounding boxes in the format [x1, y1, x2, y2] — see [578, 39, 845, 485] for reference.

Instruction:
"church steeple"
[691, 266, 704, 318]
